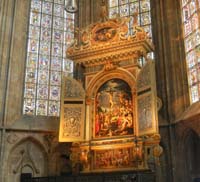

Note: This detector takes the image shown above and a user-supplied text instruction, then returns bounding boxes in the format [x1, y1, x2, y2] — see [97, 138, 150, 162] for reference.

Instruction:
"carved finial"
[133, 9, 139, 26]
[100, 0, 108, 22]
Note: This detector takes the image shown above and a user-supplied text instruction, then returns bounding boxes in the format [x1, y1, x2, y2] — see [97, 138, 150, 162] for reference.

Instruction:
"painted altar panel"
[59, 77, 85, 142]
[94, 147, 134, 170]
[94, 79, 134, 138]
[137, 93, 154, 134]
[136, 61, 158, 136]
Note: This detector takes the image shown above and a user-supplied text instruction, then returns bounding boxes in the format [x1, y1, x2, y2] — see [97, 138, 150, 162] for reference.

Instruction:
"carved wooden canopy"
[66, 16, 154, 67]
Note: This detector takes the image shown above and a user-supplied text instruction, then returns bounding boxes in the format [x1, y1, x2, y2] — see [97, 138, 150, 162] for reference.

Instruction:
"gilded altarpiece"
[59, 10, 162, 173]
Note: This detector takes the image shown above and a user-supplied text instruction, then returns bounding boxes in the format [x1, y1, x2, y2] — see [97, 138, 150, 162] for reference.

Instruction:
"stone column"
[151, 0, 190, 182]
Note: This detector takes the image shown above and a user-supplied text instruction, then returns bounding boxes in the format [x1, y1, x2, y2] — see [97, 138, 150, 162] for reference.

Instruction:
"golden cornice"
[66, 16, 154, 67]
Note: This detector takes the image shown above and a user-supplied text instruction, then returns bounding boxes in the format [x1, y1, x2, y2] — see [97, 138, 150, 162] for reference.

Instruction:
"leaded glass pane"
[191, 85, 199, 102]
[191, 14, 198, 31]
[54, 4, 64, 17]
[187, 51, 195, 69]
[119, 0, 129, 5]
[51, 57, 62, 71]
[140, 0, 150, 12]
[49, 101, 60, 116]
[182, 0, 200, 103]
[41, 28, 51, 41]
[31, 0, 42, 12]
[109, 0, 118, 7]
[63, 59, 73, 73]
[184, 20, 192, 36]
[37, 85, 48, 99]
[39, 55, 50, 70]
[24, 0, 74, 116]
[108, 0, 152, 39]
[42, 1, 52, 14]
[50, 71, 61, 85]
[54, 17, 64, 30]
[30, 12, 41, 26]
[50, 86, 61, 100]
[25, 83, 36, 98]
[140, 12, 151, 26]
[28, 39, 39, 53]
[40, 41, 51, 55]
[182, 5, 190, 22]
[38, 70, 49, 84]
[53, 29, 63, 43]
[120, 4, 129, 17]
[24, 99, 35, 115]
[36, 100, 48, 115]
[41, 14, 52, 27]
[29, 26, 40, 40]
[27, 53, 38, 68]
[129, 3, 139, 15]
[26, 68, 37, 83]
[189, 0, 196, 15]
[109, 7, 119, 18]
[54, 0, 64, 4]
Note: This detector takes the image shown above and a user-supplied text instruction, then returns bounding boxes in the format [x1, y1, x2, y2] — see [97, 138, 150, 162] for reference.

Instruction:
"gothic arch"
[6, 136, 48, 182]
[176, 127, 200, 182]
[86, 67, 136, 99]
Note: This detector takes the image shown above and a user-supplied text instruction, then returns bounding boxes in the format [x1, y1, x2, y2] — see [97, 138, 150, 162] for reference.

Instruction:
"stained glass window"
[181, 0, 200, 103]
[23, 0, 75, 116]
[108, 0, 152, 40]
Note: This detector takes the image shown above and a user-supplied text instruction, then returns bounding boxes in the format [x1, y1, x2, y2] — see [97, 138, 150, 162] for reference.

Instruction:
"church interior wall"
[0, 0, 199, 182]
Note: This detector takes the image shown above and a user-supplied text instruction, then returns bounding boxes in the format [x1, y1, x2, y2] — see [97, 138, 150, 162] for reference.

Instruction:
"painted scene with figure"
[95, 79, 134, 138]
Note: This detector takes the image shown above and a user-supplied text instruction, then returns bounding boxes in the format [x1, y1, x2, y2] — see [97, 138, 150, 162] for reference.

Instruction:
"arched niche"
[86, 68, 137, 139]
[6, 137, 48, 182]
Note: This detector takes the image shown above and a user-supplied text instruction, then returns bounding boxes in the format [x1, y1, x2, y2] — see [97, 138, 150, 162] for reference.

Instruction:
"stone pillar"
[151, 1, 190, 182]
[151, 0, 190, 124]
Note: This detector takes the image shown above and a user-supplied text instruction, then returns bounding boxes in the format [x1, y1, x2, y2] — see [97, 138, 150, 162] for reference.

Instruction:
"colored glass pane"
[24, 0, 74, 116]
[50, 86, 60, 100]
[42, 1, 52, 14]
[108, 0, 152, 39]
[24, 99, 35, 115]
[24, 83, 36, 99]
[36, 100, 48, 115]
[50, 71, 61, 85]
[51, 57, 62, 71]
[27, 53, 38, 68]
[39, 55, 50, 70]
[191, 14, 198, 30]
[49, 101, 60, 116]
[109, 0, 118, 7]
[26, 68, 37, 83]
[109, 7, 119, 18]
[41, 28, 51, 41]
[120, 4, 129, 16]
[30, 12, 41, 26]
[54, 4, 64, 17]
[37, 85, 48, 99]
[54, 17, 64, 30]
[38, 69, 49, 84]
[41, 14, 52, 27]
[140, 0, 150, 12]
[140, 12, 151, 25]
[189, 0, 196, 15]
[119, 0, 129, 5]
[31, 0, 41, 13]
[29, 26, 40, 40]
